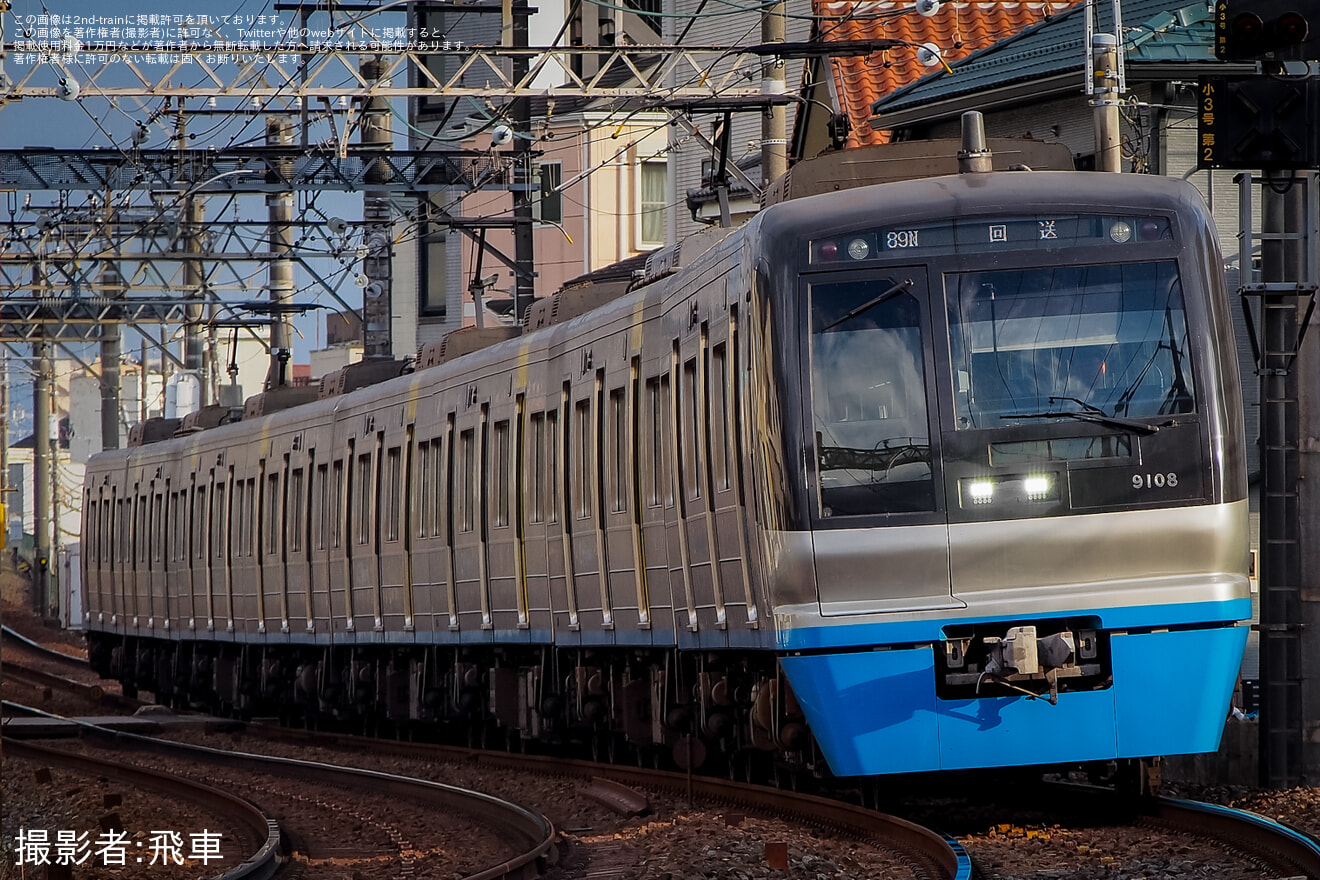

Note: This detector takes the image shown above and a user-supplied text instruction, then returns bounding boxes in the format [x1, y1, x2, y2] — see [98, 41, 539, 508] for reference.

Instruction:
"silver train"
[83, 164, 1250, 777]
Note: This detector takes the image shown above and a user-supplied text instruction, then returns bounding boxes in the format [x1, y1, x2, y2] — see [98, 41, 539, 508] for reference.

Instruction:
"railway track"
[234, 722, 971, 880]
[4, 735, 280, 880]
[4, 702, 559, 880]
[1047, 781, 1320, 880]
[1, 623, 87, 665]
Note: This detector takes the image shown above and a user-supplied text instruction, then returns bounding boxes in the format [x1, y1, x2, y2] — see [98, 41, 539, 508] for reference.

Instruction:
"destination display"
[811, 214, 1172, 264]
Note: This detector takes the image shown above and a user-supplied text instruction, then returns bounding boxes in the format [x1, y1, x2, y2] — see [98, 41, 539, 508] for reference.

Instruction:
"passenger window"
[809, 273, 934, 516]
[385, 447, 402, 541]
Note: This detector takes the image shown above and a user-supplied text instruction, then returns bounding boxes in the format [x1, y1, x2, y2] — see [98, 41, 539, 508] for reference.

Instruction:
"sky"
[2, 0, 418, 422]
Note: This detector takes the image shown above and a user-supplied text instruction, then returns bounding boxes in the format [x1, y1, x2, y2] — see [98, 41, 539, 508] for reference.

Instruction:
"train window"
[331, 461, 344, 549]
[645, 379, 661, 507]
[356, 453, 373, 546]
[711, 343, 730, 492]
[167, 493, 177, 564]
[681, 359, 701, 503]
[313, 465, 327, 550]
[460, 428, 476, 533]
[213, 482, 226, 560]
[100, 499, 110, 564]
[574, 399, 592, 519]
[547, 411, 560, 524]
[266, 473, 281, 556]
[386, 447, 402, 541]
[530, 414, 545, 524]
[493, 422, 510, 528]
[290, 469, 304, 554]
[946, 261, 1195, 431]
[137, 495, 147, 564]
[435, 432, 448, 538]
[245, 479, 257, 557]
[153, 494, 164, 564]
[194, 488, 205, 560]
[159, 493, 168, 564]
[609, 388, 626, 513]
[810, 274, 935, 516]
[417, 442, 433, 537]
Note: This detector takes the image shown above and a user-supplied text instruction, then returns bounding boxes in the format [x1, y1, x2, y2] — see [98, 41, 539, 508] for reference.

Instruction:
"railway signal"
[1215, 1, 1320, 61]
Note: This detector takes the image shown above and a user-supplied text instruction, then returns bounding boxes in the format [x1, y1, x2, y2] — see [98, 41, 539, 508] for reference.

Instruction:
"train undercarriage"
[87, 634, 819, 782]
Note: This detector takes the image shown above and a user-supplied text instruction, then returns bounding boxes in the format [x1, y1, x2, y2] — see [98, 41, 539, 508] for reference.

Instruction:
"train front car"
[752, 171, 1250, 776]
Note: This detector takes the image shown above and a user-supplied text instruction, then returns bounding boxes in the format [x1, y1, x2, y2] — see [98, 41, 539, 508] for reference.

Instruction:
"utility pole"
[33, 337, 51, 619]
[361, 56, 395, 359]
[100, 204, 123, 450]
[183, 192, 208, 403]
[267, 115, 295, 388]
[760, 0, 787, 189]
[510, 0, 535, 323]
[1084, 0, 1124, 173]
[1090, 33, 1121, 172]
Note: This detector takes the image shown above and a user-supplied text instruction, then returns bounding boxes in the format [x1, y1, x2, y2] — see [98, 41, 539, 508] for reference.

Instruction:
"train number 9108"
[1133, 472, 1178, 489]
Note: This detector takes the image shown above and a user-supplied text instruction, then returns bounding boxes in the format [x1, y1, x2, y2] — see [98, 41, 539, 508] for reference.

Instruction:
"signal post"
[1208, 0, 1320, 786]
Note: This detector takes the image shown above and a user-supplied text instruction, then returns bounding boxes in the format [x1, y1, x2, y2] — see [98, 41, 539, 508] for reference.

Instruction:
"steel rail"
[241, 723, 970, 880]
[1045, 780, 1320, 880]
[3, 735, 281, 880]
[1, 624, 87, 665]
[4, 703, 557, 880]
[2, 660, 103, 703]
[1152, 796, 1320, 880]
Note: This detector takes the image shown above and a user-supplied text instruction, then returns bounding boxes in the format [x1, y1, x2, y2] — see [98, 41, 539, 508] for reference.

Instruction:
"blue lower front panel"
[779, 625, 1248, 776]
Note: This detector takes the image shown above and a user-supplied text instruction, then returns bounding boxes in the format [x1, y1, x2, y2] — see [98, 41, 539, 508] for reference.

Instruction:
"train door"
[452, 404, 488, 630]
[229, 470, 258, 635]
[347, 431, 382, 633]
[521, 404, 554, 635]
[410, 428, 446, 634]
[113, 491, 128, 630]
[803, 267, 956, 614]
[378, 432, 411, 633]
[709, 310, 759, 632]
[485, 404, 525, 632]
[133, 486, 149, 629]
[209, 467, 234, 634]
[309, 457, 338, 637]
[544, 391, 578, 635]
[148, 484, 166, 631]
[639, 365, 675, 637]
[190, 479, 208, 631]
[259, 458, 287, 635]
[285, 455, 311, 636]
[602, 359, 648, 635]
[566, 371, 611, 634]
[675, 326, 728, 636]
[164, 486, 181, 631]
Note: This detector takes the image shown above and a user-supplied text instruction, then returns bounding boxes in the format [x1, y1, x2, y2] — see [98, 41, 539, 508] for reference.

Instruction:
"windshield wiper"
[1000, 410, 1160, 435]
[819, 279, 913, 332]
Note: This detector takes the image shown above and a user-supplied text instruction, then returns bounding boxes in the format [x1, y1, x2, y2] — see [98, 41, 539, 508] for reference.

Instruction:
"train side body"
[82, 170, 1249, 776]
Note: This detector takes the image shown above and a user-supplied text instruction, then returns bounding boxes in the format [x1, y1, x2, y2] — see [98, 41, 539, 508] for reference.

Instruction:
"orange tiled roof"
[817, 1, 1078, 147]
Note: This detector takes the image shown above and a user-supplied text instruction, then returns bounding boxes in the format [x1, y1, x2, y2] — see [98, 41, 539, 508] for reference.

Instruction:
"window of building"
[534, 162, 563, 224]
[638, 160, 666, 248]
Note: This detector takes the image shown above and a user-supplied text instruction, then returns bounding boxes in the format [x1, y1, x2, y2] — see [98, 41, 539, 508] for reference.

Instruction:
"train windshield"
[946, 261, 1195, 430]
[809, 272, 935, 516]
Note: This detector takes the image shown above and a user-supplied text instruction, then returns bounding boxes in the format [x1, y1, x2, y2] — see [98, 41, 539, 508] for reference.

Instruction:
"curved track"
[5, 702, 559, 880]
[1042, 782, 1320, 880]
[240, 723, 970, 880]
[1, 624, 87, 664]
[3, 735, 281, 880]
